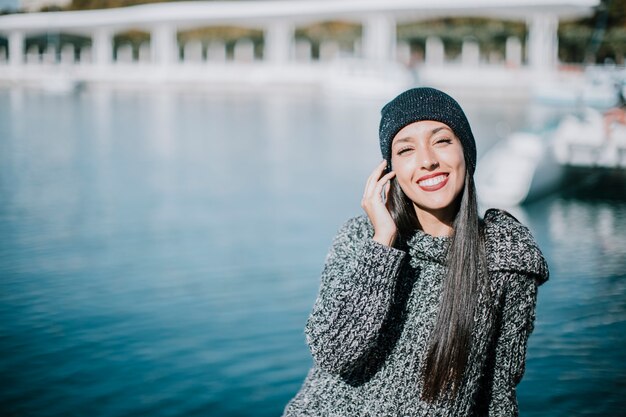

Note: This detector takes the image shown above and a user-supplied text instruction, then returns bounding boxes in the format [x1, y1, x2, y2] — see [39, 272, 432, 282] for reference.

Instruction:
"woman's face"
[390, 120, 466, 219]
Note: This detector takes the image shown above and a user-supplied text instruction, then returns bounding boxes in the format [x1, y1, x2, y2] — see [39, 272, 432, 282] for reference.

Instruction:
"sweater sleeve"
[487, 272, 541, 417]
[304, 216, 407, 376]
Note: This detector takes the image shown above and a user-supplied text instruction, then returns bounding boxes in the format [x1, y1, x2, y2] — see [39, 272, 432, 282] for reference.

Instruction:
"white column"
[234, 39, 254, 62]
[9, 31, 24, 67]
[116, 43, 133, 63]
[151, 23, 178, 65]
[264, 21, 293, 63]
[79, 46, 92, 64]
[26, 45, 40, 64]
[425, 36, 444, 66]
[294, 39, 311, 62]
[183, 40, 203, 63]
[93, 28, 113, 67]
[61, 44, 75, 64]
[138, 42, 151, 63]
[527, 13, 558, 71]
[396, 41, 411, 66]
[43, 44, 57, 64]
[319, 40, 339, 61]
[362, 14, 396, 61]
[207, 41, 226, 62]
[461, 39, 480, 66]
[505, 36, 522, 67]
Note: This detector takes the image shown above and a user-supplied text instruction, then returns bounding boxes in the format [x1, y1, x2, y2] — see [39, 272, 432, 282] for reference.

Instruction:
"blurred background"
[1, 1, 625, 416]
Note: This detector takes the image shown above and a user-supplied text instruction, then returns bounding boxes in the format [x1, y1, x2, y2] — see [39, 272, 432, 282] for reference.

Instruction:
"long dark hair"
[387, 169, 487, 402]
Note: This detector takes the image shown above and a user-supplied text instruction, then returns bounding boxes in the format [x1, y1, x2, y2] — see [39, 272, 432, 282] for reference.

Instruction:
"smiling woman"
[282, 87, 549, 416]
[390, 121, 466, 236]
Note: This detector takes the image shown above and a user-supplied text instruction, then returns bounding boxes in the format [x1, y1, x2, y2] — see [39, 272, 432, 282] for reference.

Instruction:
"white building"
[0, 0, 601, 95]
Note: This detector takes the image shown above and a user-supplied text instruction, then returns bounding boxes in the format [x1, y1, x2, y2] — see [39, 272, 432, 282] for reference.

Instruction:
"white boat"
[531, 66, 623, 109]
[477, 106, 626, 207]
[552, 107, 626, 168]
[475, 131, 565, 207]
[40, 75, 82, 95]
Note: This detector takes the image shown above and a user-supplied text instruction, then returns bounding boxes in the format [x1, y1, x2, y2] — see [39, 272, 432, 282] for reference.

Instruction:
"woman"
[282, 87, 549, 416]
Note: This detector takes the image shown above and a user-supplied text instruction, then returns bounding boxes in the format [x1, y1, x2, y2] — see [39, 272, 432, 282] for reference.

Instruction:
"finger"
[384, 172, 395, 190]
[374, 171, 395, 197]
[371, 160, 388, 181]
[375, 171, 396, 191]
[364, 160, 389, 194]
[378, 170, 396, 184]
[363, 160, 388, 198]
[382, 180, 391, 204]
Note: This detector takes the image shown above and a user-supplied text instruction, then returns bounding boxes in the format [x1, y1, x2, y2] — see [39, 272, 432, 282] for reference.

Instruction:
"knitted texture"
[379, 87, 477, 174]
[282, 209, 548, 417]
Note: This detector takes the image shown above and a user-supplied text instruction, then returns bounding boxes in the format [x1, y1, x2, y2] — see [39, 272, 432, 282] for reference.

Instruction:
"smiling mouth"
[419, 174, 447, 186]
[417, 173, 449, 191]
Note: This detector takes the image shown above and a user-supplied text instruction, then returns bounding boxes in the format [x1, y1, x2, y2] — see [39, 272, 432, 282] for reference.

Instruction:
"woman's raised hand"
[361, 160, 397, 247]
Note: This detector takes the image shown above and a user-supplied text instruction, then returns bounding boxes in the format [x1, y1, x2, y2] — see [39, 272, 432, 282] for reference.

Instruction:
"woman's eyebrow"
[431, 126, 452, 135]
[392, 137, 412, 146]
[393, 126, 452, 148]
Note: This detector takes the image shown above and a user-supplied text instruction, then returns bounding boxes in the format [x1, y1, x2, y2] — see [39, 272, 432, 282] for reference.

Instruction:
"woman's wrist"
[372, 233, 396, 247]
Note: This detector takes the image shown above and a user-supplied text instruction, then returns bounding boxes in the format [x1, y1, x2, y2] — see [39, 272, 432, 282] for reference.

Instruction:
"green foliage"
[178, 26, 263, 44]
[66, 0, 239, 11]
[559, 0, 626, 63]
[398, 18, 526, 58]
[68, 0, 183, 11]
[295, 21, 361, 44]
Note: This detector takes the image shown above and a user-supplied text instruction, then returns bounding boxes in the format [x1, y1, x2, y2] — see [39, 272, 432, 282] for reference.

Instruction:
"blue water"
[0, 88, 625, 417]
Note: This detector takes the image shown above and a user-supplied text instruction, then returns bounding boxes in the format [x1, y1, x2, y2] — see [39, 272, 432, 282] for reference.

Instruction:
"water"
[0, 88, 624, 417]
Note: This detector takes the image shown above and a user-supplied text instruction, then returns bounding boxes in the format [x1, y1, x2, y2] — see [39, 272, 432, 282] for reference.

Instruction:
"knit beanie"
[379, 87, 477, 175]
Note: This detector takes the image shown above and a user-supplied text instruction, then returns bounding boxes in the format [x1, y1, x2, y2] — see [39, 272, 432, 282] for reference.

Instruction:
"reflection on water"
[520, 191, 626, 417]
[0, 89, 625, 417]
[548, 197, 626, 278]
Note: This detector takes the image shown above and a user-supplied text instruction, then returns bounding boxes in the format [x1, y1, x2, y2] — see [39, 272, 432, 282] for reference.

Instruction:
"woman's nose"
[419, 147, 439, 170]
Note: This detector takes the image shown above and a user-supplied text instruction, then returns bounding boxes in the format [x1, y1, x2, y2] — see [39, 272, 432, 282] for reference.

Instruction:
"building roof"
[1, 0, 600, 34]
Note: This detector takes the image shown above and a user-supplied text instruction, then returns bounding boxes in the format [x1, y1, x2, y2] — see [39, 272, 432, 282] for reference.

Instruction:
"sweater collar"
[406, 228, 450, 265]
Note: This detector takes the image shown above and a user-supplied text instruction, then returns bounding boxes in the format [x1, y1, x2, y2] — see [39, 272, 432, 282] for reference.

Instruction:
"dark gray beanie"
[379, 87, 477, 174]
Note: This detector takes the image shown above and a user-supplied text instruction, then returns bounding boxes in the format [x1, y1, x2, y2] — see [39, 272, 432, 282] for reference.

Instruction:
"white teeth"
[419, 175, 447, 187]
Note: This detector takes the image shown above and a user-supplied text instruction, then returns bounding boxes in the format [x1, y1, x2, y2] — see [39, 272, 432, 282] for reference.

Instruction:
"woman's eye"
[435, 138, 452, 145]
[397, 147, 413, 155]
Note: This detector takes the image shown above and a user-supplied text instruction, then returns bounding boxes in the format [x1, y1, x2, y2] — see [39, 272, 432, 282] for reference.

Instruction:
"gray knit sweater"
[282, 209, 549, 417]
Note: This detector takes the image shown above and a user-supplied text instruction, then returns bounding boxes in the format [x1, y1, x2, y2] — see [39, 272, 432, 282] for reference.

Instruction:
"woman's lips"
[417, 173, 449, 191]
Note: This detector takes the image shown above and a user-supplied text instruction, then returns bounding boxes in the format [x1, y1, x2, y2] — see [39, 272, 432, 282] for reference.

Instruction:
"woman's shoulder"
[331, 215, 375, 246]
[483, 208, 549, 285]
[327, 215, 406, 261]
[324, 215, 374, 249]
